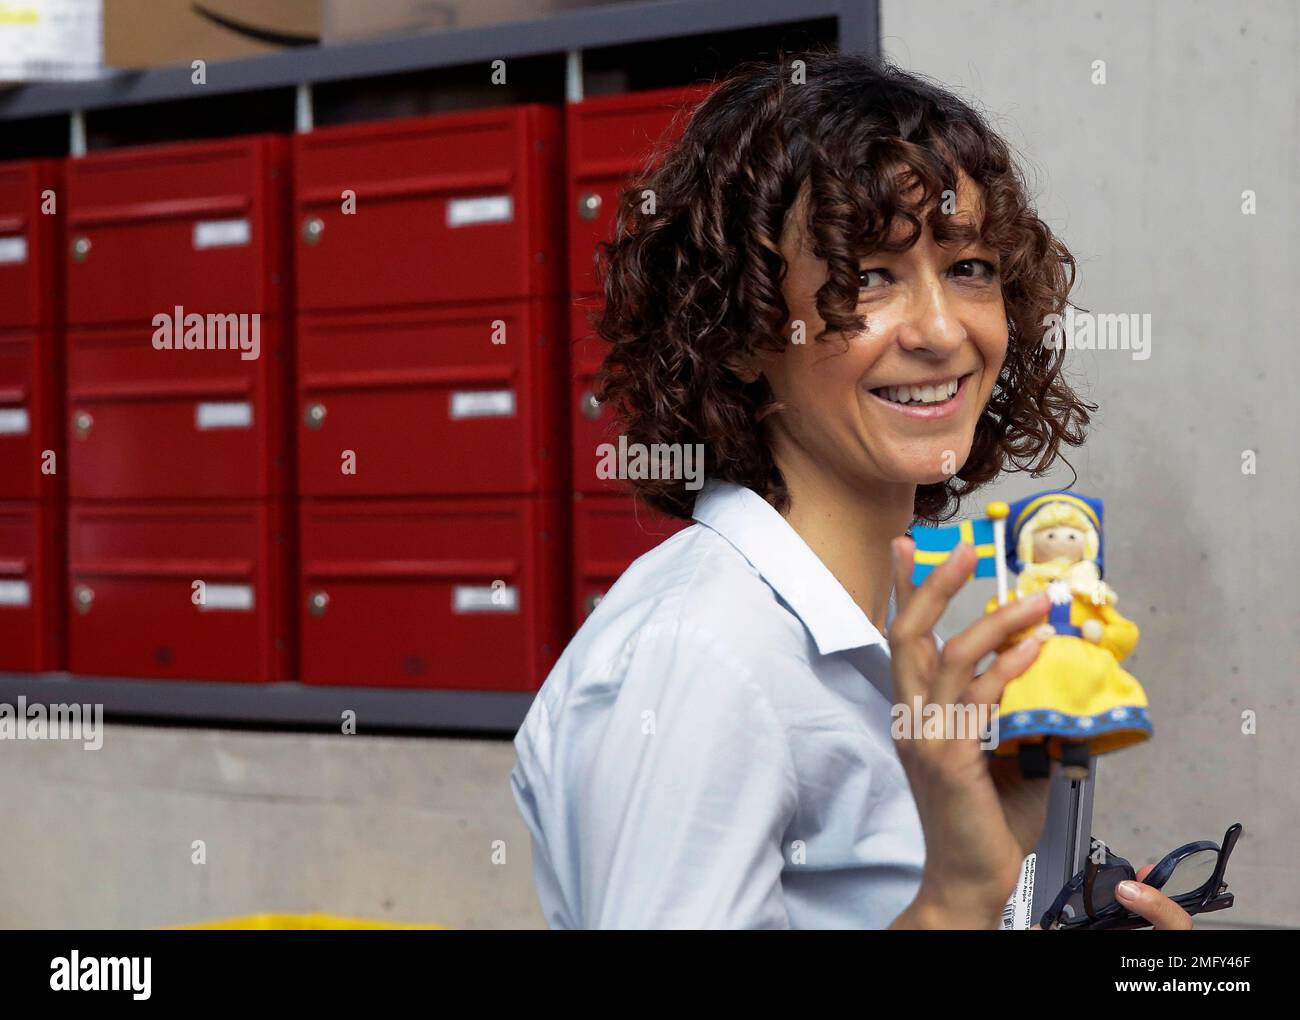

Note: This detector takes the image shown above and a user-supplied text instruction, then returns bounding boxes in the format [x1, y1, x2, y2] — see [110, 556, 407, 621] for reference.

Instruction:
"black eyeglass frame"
[1040, 823, 1242, 931]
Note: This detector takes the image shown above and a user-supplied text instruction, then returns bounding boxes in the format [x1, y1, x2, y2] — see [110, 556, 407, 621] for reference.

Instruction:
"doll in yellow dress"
[985, 491, 1152, 779]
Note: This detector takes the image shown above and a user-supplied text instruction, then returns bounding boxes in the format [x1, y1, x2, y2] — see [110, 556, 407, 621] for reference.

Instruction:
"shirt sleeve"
[572, 621, 799, 929]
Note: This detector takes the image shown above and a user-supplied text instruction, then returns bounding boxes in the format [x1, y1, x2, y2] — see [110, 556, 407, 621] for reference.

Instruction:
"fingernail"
[1116, 881, 1141, 900]
[1014, 635, 1040, 653]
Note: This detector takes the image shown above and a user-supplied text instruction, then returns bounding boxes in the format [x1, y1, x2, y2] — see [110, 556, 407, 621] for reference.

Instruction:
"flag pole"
[987, 501, 1010, 606]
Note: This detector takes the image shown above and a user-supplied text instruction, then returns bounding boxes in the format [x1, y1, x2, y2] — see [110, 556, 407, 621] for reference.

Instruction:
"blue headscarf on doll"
[1004, 489, 1105, 578]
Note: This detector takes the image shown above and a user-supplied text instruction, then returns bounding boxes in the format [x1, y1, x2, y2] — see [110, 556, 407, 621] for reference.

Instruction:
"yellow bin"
[177, 913, 442, 930]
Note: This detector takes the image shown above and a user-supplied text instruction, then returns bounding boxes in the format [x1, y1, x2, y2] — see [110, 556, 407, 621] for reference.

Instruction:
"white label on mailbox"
[0, 236, 28, 264]
[446, 195, 513, 227]
[450, 390, 516, 420]
[0, 580, 31, 607]
[196, 401, 253, 430]
[453, 584, 519, 614]
[193, 218, 251, 250]
[0, 407, 30, 434]
[199, 583, 255, 612]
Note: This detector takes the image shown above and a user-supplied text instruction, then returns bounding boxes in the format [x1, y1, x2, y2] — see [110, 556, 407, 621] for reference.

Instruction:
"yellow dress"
[985, 589, 1152, 757]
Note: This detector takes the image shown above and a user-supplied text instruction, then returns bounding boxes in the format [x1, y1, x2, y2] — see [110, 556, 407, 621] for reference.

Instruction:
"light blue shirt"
[510, 479, 926, 928]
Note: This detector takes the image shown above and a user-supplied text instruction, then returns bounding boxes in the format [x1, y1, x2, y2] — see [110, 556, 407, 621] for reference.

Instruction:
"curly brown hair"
[593, 49, 1093, 523]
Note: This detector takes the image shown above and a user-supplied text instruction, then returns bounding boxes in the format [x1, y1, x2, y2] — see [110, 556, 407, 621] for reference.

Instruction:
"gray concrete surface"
[0, 724, 542, 929]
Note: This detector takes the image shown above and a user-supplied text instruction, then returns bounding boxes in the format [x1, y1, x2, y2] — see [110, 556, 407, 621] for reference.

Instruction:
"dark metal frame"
[0, 0, 878, 121]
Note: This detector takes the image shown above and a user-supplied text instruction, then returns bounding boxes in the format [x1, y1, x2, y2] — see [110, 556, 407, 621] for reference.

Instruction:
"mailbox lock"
[71, 236, 92, 262]
[302, 217, 325, 244]
[308, 590, 329, 617]
[577, 192, 601, 221]
[73, 410, 93, 438]
[304, 402, 327, 429]
[579, 389, 601, 420]
[73, 585, 94, 614]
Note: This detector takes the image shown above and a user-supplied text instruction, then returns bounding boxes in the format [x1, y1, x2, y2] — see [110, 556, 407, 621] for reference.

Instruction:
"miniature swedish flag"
[911, 516, 1000, 585]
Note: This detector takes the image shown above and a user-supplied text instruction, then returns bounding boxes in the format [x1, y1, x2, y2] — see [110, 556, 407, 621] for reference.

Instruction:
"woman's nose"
[895, 281, 967, 357]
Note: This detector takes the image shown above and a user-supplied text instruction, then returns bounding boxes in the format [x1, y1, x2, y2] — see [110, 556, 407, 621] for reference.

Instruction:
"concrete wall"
[886, 0, 1300, 926]
[0, 0, 1293, 928]
[0, 725, 541, 929]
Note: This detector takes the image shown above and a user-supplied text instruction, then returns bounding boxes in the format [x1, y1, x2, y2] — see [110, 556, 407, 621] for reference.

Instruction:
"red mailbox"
[0, 328, 62, 500]
[0, 500, 64, 672]
[299, 495, 566, 690]
[569, 299, 627, 495]
[62, 136, 289, 500]
[297, 300, 564, 497]
[64, 136, 287, 326]
[66, 319, 290, 500]
[0, 161, 63, 501]
[565, 85, 709, 297]
[67, 501, 292, 682]
[293, 105, 563, 313]
[571, 491, 688, 627]
[0, 159, 61, 329]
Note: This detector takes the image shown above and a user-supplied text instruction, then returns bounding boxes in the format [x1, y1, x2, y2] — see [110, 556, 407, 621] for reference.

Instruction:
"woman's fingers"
[891, 536, 917, 613]
[934, 591, 1051, 705]
[889, 539, 974, 704]
[1117, 866, 1194, 930]
[965, 634, 1044, 708]
[890, 541, 976, 643]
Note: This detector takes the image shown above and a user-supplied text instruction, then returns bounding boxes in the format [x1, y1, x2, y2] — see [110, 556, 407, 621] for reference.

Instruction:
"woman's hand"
[1116, 865, 1194, 929]
[887, 539, 1053, 930]
[1030, 866, 1196, 930]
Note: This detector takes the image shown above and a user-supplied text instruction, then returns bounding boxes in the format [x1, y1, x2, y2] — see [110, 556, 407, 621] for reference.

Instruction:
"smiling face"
[1032, 525, 1087, 565]
[756, 173, 1009, 498]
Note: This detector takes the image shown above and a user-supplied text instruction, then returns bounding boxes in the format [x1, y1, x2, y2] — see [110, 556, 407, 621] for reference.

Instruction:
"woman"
[511, 50, 1190, 929]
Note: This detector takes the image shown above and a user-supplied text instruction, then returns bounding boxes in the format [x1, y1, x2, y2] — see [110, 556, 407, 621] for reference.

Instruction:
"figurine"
[911, 490, 1152, 780]
[985, 491, 1151, 778]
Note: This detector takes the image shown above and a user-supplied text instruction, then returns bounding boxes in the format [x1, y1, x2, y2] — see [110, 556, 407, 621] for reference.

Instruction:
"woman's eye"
[950, 258, 998, 282]
[857, 268, 892, 290]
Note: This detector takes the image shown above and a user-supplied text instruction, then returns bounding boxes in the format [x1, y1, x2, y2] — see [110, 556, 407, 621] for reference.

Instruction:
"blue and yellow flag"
[911, 517, 999, 585]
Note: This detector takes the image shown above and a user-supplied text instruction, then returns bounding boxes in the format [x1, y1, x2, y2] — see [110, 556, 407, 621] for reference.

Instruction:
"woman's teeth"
[875, 378, 960, 405]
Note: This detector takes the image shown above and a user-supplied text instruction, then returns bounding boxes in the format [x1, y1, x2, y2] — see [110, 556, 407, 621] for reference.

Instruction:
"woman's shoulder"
[537, 522, 811, 708]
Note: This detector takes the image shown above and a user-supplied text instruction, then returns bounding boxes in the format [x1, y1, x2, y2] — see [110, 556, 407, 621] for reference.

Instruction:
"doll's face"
[754, 172, 1009, 494]
[1032, 526, 1087, 564]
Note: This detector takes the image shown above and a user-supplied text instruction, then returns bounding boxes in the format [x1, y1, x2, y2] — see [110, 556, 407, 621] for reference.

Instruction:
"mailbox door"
[68, 501, 291, 682]
[294, 105, 563, 313]
[65, 136, 286, 326]
[299, 495, 566, 690]
[297, 300, 564, 497]
[0, 500, 64, 672]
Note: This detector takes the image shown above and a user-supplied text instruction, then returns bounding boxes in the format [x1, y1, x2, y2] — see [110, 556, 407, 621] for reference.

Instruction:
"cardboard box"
[103, 0, 320, 69]
[322, 0, 624, 43]
[0, 0, 103, 82]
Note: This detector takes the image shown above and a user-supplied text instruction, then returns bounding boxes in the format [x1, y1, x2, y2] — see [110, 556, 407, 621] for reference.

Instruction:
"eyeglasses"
[1040, 823, 1241, 930]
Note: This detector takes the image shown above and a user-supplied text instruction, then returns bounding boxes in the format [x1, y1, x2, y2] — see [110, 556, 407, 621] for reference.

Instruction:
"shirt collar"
[692, 479, 891, 656]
